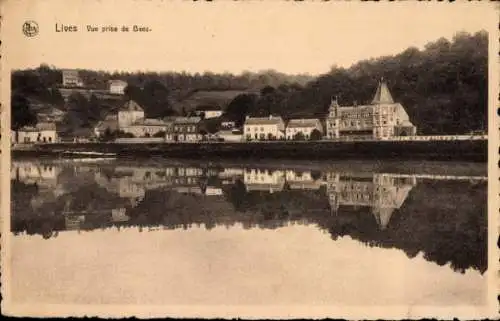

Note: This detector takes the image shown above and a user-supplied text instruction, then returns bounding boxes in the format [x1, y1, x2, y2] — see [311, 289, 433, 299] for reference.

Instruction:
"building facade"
[122, 118, 167, 137]
[326, 79, 417, 140]
[17, 122, 58, 143]
[243, 115, 285, 141]
[62, 69, 84, 87]
[109, 80, 128, 95]
[117, 100, 145, 128]
[173, 117, 201, 142]
[285, 118, 323, 140]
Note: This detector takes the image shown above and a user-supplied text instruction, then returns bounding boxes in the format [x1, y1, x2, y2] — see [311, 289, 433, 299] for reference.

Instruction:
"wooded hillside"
[11, 30, 487, 135]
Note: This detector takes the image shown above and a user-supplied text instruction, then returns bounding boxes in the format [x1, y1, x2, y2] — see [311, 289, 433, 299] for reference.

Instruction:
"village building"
[62, 69, 84, 87]
[109, 80, 128, 95]
[173, 117, 201, 142]
[118, 100, 145, 128]
[221, 121, 236, 129]
[243, 115, 285, 141]
[162, 117, 176, 142]
[325, 79, 417, 140]
[285, 118, 323, 140]
[195, 105, 223, 119]
[122, 118, 167, 137]
[215, 129, 244, 142]
[17, 122, 58, 144]
[94, 114, 119, 137]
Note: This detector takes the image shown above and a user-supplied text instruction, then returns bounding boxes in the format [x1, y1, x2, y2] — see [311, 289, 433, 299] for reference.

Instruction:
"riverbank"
[11, 139, 487, 162]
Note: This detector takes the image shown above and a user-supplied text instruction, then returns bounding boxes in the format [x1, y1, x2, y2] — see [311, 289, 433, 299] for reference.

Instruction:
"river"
[8, 158, 489, 315]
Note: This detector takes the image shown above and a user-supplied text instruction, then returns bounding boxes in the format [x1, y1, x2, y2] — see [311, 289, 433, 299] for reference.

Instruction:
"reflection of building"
[285, 170, 322, 190]
[12, 161, 61, 187]
[244, 168, 285, 193]
[325, 172, 417, 229]
[325, 79, 417, 140]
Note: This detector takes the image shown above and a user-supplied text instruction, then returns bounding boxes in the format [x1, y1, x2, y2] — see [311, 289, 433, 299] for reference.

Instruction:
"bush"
[153, 130, 166, 138]
[310, 129, 323, 141]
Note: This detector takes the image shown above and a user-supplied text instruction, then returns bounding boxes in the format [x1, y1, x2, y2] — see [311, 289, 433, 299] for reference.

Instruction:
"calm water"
[9, 158, 488, 307]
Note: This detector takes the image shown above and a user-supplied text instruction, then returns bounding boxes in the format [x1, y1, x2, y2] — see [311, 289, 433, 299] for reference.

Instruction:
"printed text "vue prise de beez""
[55, 24, 151, 33]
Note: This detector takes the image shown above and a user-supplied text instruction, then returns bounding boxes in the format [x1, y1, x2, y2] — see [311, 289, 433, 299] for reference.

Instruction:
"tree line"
[11, 30, 487, 135]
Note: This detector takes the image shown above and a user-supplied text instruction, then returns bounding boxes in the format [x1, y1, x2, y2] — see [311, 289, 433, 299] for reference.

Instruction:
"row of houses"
[12, 78, 419, 144]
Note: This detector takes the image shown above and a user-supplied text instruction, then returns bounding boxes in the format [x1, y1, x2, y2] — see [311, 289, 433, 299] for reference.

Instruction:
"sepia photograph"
[1, 1, 498, 319]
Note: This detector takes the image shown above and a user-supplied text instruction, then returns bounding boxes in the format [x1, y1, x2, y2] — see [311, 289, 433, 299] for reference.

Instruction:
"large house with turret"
[325, 79, 417, 140]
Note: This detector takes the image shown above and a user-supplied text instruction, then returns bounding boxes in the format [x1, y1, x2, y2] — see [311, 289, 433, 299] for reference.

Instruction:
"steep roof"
[244, 116, 284, 125]
[371, 79, 394, 104]
[119, 100, 144, 112]
[287, 118, 321, 128]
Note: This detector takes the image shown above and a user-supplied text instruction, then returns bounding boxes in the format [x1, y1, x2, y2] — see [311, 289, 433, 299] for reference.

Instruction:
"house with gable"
[243, 115, 285, 141]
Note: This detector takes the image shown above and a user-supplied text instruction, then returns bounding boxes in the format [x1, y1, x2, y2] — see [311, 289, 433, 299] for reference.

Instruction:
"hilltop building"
[243, 115, 285, 141]
[285, 118, 323, 140]
[62, 69, 84, 87]
[325, 79, 417, 140]
[109, 80, 128, 95]
[195, 105, 223, 119]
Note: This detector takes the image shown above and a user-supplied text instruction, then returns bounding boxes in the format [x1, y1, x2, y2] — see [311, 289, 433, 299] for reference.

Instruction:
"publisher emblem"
[22, 21, 39, 37]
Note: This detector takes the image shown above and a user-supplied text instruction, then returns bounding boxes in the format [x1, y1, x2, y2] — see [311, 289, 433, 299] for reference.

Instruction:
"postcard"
[1, 0, 499, 319]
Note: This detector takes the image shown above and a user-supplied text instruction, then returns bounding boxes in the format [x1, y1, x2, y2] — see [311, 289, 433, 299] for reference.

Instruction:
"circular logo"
[22, 20, 39, 37]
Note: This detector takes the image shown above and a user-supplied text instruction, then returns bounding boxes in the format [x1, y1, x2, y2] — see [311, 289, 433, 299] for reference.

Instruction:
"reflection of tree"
[324, 181, 487, 274]
[11, 165, 487, 274]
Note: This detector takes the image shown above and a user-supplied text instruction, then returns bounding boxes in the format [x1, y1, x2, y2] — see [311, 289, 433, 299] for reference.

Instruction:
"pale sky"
[3, 1, 497, 75]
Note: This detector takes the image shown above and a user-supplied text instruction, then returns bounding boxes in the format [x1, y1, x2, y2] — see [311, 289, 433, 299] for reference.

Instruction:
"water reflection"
[11, 159, 487, 275]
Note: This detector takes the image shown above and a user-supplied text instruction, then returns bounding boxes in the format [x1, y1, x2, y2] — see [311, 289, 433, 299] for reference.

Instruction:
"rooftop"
[119, 100, 144, 112]
[19, 122, 57, 132]
[245, 115, 284, 125]
[371, 79, 395, 104]
[287, 118, 321, 128]
[109, 79, 128, 85]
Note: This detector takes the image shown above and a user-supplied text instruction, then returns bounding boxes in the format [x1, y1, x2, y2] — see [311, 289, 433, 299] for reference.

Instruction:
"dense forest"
[11, 30, 487, 134]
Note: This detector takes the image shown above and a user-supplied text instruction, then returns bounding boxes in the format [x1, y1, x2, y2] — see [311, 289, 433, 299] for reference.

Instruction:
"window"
[260, 127, 264, 132]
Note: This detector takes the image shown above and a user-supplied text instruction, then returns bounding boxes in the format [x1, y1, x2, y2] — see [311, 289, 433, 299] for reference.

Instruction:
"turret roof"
[371, 79, 394, 104]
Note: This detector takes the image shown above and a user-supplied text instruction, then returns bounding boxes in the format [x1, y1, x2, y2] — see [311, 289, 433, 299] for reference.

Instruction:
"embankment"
[11, 140, 487, 162]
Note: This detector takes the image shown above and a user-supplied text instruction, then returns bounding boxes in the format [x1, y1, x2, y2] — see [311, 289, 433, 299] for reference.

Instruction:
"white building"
[109, 80, 128, 95]
[196, 105, 223, 119]
[17, 122, 58, 143]
[62, 69, 84, 87]
[285, 118, 323, 140]
[118, 100, 145, 128]
[243, 115, 285, 141]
